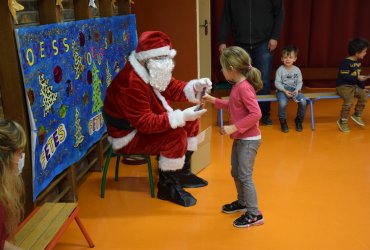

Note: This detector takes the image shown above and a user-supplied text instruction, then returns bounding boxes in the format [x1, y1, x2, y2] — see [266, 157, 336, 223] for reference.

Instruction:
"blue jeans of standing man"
[237, 41, 273, 118]
[276, 91, 307, 120]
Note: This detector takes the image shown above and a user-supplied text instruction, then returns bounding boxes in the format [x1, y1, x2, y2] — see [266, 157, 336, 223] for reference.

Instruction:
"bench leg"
[45, 206, 94, 250]
[75, 216, 95, 248]
[47, 206, 94, 249]
[308, 100, 315, 131]
[218, 109, 223, 127]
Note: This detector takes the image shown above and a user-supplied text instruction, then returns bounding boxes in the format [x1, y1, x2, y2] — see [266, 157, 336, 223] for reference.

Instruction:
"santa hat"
[134, 31, 177, 61]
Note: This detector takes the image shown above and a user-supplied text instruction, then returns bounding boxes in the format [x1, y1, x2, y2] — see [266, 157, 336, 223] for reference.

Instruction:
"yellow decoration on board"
[8, 0, 24, 24]
[56, 0, 64, 10]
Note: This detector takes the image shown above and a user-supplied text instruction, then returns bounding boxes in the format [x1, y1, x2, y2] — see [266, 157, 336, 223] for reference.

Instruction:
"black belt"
[103, 111, 133, 130]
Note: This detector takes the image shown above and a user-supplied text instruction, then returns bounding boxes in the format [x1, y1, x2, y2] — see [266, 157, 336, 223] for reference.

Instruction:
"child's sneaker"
[222, 200, 247, 214]
[337, 119, 350, 132]
[233, 211, 264, 228]
[351, 115, 365, 126]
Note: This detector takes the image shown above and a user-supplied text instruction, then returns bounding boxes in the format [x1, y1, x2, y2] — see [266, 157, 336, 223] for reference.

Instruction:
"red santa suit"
[104, 38, 200, 171]
[103, 31, 210, 207]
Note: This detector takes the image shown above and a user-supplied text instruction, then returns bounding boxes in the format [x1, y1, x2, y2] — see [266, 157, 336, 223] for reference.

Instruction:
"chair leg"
[115, 156, 120, 181]
[146, 156, 155, 198]
[101, 146, 113, 198]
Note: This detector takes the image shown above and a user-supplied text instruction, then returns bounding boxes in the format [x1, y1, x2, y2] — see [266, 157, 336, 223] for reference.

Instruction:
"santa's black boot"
[157, 170, 197, 207]
[176, 151, 208, 188]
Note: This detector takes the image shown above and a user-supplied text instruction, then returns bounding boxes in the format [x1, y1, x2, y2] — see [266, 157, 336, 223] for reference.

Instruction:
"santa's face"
[146, 57, 175, 92]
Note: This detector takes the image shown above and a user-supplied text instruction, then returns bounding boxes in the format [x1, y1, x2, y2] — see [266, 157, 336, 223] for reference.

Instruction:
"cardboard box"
[191, 126, 212, 174]
[171, 102, 212, 174]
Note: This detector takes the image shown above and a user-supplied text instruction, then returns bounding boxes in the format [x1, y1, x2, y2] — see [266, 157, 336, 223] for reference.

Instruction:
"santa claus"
[103, 31, 212, 207]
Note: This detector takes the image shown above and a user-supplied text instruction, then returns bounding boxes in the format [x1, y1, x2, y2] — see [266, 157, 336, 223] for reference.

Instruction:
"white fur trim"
[129, 52, 150, 83]
[135, 46, 177, 61]
[158, 155, 185, 171]
[184, 80, 199, 103]
[187, 137, 198, 151]
[169, 50, 177, 58]
[153, 89, 173, 112]
[107, 130, 138, 150]
[168, 109, 186, 129]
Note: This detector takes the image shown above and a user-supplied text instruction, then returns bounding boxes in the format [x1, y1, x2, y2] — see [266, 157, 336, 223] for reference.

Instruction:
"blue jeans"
[276, 91, 307, 120]
[237, 41, 273, 118]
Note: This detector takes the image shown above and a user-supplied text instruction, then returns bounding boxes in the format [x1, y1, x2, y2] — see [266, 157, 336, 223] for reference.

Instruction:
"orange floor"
[54, 98, 370, 250]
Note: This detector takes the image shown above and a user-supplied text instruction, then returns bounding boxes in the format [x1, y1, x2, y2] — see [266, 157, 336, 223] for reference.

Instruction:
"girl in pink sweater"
[203, 46, 264, 228]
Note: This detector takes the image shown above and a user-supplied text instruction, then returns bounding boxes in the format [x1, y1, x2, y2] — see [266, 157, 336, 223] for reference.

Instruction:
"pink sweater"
[215, 80, 262, 139]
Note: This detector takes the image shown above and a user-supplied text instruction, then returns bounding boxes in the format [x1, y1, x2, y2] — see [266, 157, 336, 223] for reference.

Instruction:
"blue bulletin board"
[14, 15, 138, 200]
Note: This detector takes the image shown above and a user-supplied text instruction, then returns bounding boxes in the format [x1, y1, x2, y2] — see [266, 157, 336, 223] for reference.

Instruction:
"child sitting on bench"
[275, 45, 307, 132]
[336, 38, 370, 132]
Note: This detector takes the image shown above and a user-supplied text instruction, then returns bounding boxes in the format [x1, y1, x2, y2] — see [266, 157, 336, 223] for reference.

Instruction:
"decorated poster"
[14, 15, 138, 200]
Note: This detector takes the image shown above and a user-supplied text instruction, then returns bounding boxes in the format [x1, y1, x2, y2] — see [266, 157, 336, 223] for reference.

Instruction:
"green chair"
[100, 110, 155, 198]
[100, 145, 155, 198]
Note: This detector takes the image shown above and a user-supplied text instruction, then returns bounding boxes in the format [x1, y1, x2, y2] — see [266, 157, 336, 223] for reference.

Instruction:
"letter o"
[86, 52, 92, 65]
[26, 48, 34, 66]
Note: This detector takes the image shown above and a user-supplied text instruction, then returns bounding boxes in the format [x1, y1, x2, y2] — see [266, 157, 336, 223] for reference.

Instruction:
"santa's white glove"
[183, 105, 207, 122]
[193, 78, 212, 92]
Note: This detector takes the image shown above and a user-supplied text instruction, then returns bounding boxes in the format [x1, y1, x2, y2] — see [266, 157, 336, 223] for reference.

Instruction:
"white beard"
[147, 58, 175, 92]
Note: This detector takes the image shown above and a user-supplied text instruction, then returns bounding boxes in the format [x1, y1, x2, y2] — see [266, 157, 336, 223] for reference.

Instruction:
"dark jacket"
[336, 58, 364, 88]
[218, 0, 284, 46]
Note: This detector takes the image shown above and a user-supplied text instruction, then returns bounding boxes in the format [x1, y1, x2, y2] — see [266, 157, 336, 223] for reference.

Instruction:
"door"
[197, 0, 211, 79]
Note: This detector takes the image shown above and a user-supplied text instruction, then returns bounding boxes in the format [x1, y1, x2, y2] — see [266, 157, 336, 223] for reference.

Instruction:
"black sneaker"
[222, 200, 247, 214]
[233, 212, 264, 228]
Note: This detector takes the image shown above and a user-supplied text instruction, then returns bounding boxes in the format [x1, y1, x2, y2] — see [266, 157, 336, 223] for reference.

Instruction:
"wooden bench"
[217, 91, 370, 131]
[11, 202, 94, 250]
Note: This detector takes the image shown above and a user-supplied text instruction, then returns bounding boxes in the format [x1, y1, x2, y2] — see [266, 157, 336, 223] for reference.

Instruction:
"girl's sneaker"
[222, 200, 247, 214]
[233, 211, 264, 228]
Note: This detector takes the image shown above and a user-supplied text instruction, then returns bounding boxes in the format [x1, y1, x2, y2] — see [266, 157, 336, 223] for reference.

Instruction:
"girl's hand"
[220, 125, 237, 135]
[202, 93, 216, 104]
